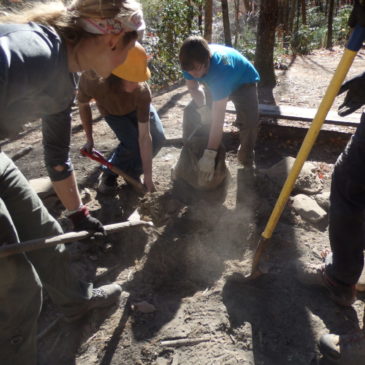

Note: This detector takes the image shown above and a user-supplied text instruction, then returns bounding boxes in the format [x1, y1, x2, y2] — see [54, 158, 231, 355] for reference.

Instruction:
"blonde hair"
[0, 0, 142, 43]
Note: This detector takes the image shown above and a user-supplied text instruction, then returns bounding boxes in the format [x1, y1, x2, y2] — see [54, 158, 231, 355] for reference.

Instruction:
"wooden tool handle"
[0, 220, 153, 258]
[109, 165, 147, 194]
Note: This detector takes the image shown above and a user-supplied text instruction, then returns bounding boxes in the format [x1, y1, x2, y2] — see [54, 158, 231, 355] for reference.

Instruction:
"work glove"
[68, 205, 105, 235]
[348, 0, 365, 28]
[337, 72, 365, 116]
[197, 149, 217, 185]
[197, 105, 212, 125]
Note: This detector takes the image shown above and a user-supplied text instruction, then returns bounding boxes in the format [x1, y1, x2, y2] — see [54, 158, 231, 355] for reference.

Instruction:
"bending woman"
[78, 42, 165, 194]
[0, 0, 145, 364]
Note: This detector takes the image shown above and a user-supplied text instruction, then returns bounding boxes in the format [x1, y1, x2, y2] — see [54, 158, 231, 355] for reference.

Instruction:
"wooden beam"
[226, 102, 362, 127]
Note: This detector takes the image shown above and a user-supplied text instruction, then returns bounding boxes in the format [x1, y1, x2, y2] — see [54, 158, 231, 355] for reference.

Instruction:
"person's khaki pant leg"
[0, 155, 42, 365]
[0, 153, 91, 323]
[230, 83, 260, 167]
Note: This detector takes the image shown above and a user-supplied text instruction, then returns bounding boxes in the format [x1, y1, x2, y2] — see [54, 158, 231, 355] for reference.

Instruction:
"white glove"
[198, 149, 217, 184]
[197, 105, 212, 125]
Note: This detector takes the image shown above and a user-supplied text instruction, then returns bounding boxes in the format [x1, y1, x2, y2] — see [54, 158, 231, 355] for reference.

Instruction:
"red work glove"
[68, 206, 105, 235]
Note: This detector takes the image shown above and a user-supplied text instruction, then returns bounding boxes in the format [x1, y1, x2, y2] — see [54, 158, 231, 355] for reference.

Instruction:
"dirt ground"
[3, 46, 365, 365]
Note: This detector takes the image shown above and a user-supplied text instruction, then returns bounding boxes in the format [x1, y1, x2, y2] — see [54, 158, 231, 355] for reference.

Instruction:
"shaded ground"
[3, 46, 365, 365]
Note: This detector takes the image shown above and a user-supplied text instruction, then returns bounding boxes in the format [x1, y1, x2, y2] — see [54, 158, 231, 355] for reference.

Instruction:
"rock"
[263, 156, 323, 194]
[156, 358, 170, 365]
[81, 188, 92, 204]
[292, 194, 327, 223]
[29, 177, 56, 199]
[314, 191, 330, 211]
[131, 301, 156, 313]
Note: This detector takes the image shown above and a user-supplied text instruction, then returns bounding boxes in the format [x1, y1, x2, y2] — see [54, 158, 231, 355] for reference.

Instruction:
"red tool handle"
[80, 148, 147, 195]
[80, 148, 113, 169]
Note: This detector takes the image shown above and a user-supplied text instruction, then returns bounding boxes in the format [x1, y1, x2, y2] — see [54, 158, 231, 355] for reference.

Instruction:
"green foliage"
[289, 5, 352, 55]
[291, 25, 315, 55]
[234, 23, 257, 62]
[333, 5, 353, 45]
[142, 0, 202, 89]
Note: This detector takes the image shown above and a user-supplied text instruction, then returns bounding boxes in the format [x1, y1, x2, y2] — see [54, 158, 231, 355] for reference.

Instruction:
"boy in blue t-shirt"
[179, 35, 260, 185]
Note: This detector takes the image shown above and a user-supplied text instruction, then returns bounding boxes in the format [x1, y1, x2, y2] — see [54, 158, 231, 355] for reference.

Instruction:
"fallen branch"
[10, 146, 33, 161]
[0, 220, 153, 258]
[160, 337, 210, 347]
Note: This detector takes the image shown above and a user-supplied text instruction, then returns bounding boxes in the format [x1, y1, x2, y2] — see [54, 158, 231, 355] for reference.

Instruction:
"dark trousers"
[327, 113, 365, 286]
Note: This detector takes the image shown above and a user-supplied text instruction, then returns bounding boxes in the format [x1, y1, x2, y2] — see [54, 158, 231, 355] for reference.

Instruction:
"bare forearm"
[52, 172, 82, 211]
[139, 134, 153, 180]
[207, 99, 227, 150]
[207, 124, 224, 150]
[79, 103, 93, 141]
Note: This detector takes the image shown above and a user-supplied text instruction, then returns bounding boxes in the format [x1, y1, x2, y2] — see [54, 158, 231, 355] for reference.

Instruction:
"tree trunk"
[301, 0, 307, 24]
[288, 0, 297, 34]
[204, 0, 213, 42]
[326, 0, 335, 49]
[186, 0, 192, 33]
[221, 0, 232, 46]
[233, 0, 240, 48]
[242, 0, 251, 12]
[197, 2, 203, 33]
[278, 0, 289, 49]
[254, 0, 278, 87]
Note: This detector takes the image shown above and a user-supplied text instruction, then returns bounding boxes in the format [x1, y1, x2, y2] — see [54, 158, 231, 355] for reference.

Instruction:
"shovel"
[244, 25, 365, 281]
[80, 148, 147, 195]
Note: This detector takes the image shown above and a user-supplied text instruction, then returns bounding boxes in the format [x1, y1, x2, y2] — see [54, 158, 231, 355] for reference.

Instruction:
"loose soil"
[3, 46, 365, 365]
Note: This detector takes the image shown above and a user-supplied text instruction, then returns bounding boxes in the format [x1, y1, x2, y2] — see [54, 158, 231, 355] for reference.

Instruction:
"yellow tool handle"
[262, 48, 357, 240]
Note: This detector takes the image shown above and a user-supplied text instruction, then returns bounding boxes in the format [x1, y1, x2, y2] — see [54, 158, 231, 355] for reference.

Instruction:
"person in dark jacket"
[0, 0, 145, 363]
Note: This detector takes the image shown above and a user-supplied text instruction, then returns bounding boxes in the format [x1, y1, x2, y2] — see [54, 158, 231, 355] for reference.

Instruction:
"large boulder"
[263, 156, 323, 194]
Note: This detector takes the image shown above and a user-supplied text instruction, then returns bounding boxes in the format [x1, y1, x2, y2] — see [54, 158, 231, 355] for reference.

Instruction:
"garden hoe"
[244, 25, 365, 281]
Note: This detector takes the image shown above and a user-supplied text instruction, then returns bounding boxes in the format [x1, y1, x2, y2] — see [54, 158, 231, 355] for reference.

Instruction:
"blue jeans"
[103, 105, 165, 178]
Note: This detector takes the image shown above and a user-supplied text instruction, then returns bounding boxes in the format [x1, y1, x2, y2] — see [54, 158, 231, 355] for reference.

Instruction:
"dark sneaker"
[319, 331, 365, 363]
[98, 173, 117, 194]
[63, 283, 122, 322]
[296, 262, 356, 307]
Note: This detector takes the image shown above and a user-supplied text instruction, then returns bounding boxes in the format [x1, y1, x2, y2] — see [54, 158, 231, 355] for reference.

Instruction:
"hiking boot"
[296, 262, 356, 307]
[97, 173, 117, 194]
[315, 251, 365, 294]
[319, 331, 365, 363]
[63, 283, 122, 322]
